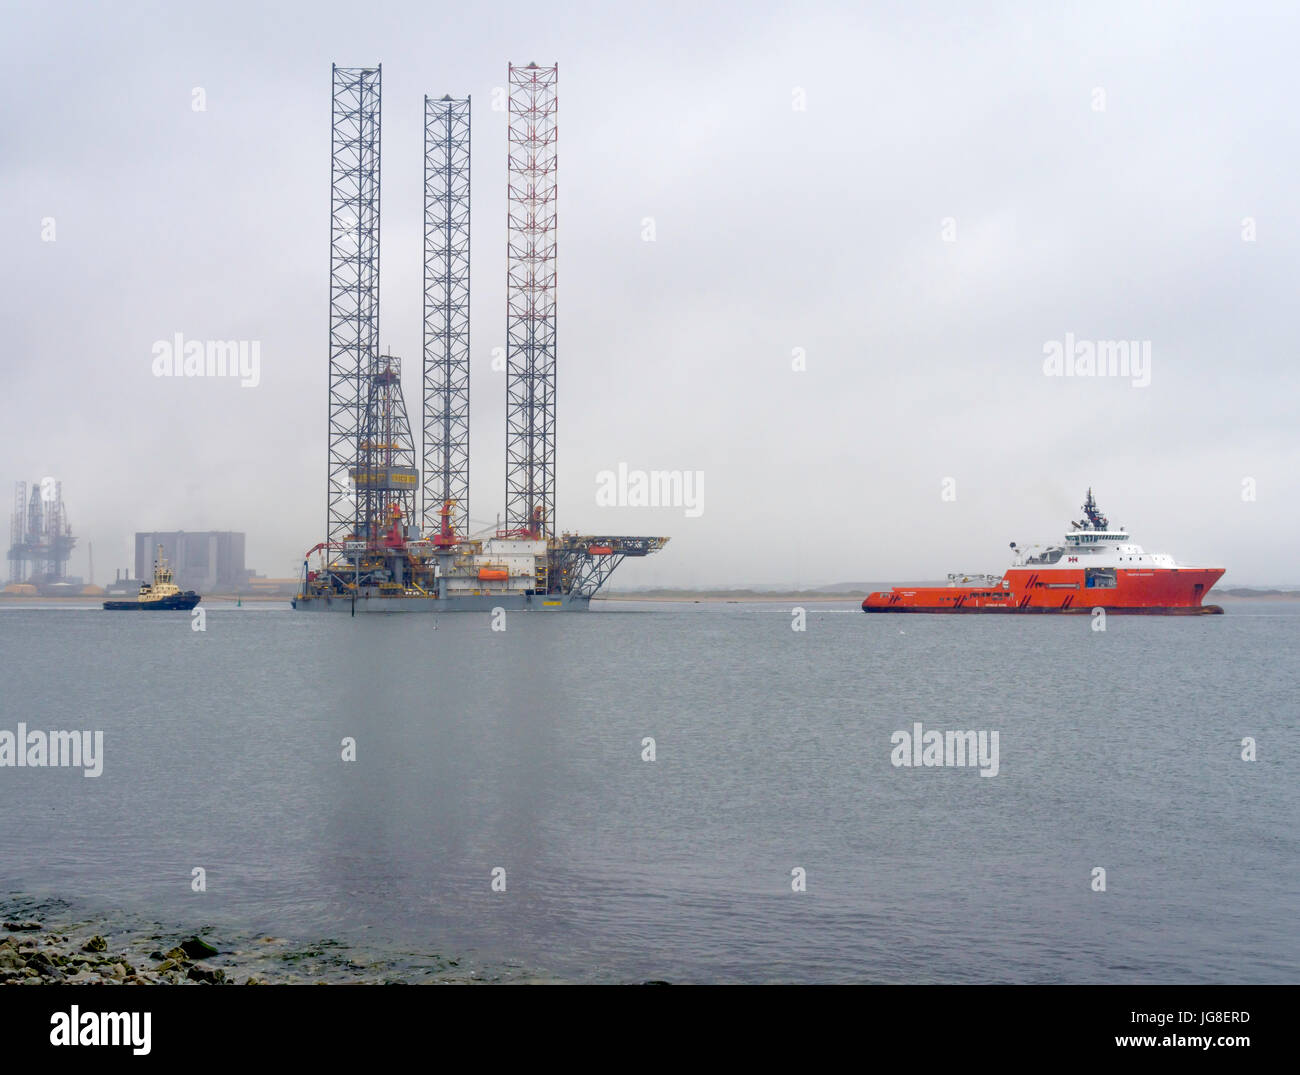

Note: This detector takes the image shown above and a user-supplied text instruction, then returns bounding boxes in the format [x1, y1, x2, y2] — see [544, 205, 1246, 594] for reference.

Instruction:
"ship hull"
[103, 593, 201, 611]
[291, 591, 591, 613]
[863, 604, 1223, 615]
[862, 567, 1225, 614]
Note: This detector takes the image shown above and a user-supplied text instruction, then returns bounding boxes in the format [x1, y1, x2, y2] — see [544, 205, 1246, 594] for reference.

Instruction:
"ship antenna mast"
[1081, 487, 1109, 530]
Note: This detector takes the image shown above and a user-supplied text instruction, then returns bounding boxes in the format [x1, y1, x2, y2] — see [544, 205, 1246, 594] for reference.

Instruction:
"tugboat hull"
[103, 593, 201, 611]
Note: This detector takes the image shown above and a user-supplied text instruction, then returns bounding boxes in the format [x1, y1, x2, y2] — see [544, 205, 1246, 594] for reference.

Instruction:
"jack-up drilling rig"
[7, 479, 77, 591]
[294, 64, 666, 612]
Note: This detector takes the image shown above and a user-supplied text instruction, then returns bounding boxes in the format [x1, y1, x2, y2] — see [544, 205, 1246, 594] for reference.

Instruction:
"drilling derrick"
[422, 94, 471, 541]
[327, 64, 383, 544]
[44, 481, 75, 580]
[26, 487, 44, 578]
[504, 63, 558, 541]
[352, 353, 419, 540]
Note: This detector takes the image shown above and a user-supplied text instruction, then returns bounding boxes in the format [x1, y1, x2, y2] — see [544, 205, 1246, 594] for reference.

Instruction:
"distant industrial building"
[135, 531, 245, 594]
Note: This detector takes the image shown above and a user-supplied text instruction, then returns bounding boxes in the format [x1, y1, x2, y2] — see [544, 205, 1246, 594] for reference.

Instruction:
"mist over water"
[2, 603, 1296, 983]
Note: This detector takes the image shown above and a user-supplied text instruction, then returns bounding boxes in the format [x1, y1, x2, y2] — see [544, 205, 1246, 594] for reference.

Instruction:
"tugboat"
[103, 545, 201, 611]
[862, 490, 1225, 614]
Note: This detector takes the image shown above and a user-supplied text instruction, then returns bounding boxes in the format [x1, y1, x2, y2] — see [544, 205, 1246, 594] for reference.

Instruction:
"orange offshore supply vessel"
[862, 490, 1224, 615]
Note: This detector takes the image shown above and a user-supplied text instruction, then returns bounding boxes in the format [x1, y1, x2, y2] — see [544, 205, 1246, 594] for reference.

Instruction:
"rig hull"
[294, 523, 667, 614]
[292, 591, 590, 613]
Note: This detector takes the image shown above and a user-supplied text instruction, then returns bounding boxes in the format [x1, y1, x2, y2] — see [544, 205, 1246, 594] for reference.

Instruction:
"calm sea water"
[1, 601, 1296, 983]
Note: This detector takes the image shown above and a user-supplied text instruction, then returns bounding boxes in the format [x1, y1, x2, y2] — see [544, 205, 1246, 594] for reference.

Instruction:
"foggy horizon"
[4, 1, 1297, 588]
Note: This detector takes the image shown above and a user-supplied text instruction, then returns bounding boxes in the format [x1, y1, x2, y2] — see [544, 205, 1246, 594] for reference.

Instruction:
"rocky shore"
[0, 902, 510, 985]
[1, 921, 248, 985]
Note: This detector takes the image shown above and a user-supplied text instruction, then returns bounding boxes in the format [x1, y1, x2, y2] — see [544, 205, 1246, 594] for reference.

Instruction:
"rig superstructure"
[7, 479, 77, 591]
[295, 64, 666, 613]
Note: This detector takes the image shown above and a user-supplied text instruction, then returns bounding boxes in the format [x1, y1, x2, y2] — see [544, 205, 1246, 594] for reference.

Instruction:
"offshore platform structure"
[422, 93, 471, 542]
[7, 479, 77, 588]
[295, 63, 666, 612]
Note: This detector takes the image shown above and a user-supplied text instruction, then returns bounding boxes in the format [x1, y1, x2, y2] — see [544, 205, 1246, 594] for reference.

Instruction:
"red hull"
[862, 567, 1225, 614]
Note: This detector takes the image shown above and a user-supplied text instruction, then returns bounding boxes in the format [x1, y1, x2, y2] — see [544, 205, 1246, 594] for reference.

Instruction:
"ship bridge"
[1065, 530, 1130, 545]
[1060, 530, 1140, 556]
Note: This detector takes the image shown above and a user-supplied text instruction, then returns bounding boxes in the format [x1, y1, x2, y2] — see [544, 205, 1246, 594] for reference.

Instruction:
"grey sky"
[2, 0, 1297, 587]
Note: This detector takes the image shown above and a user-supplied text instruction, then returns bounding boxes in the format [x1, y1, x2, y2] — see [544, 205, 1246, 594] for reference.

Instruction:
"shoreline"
[0, 899, 537, 985]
